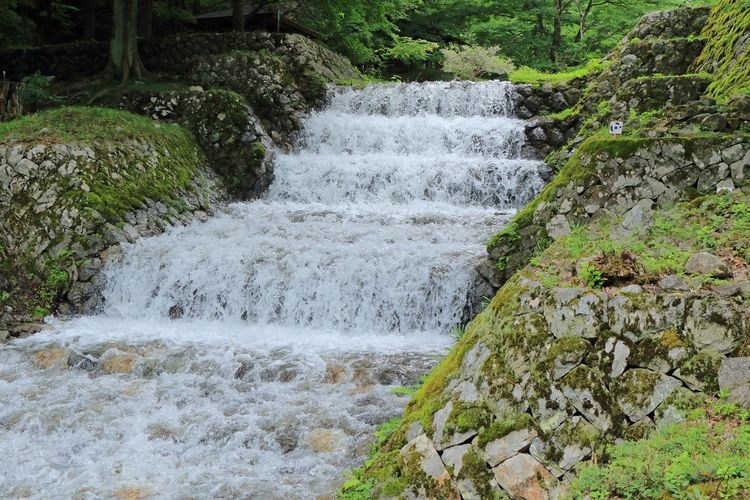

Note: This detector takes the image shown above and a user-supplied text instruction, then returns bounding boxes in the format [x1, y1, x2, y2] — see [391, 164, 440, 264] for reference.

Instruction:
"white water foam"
[0, 80, 544, 498]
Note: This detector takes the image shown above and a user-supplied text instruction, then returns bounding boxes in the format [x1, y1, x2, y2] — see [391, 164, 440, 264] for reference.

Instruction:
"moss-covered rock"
[0, 107, 222, 326]
[692, 0, 750, 100]
[104, 86, 273, 198]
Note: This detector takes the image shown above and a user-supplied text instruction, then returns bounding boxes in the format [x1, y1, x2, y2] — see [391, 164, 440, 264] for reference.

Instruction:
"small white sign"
[610, 121, 623, 135]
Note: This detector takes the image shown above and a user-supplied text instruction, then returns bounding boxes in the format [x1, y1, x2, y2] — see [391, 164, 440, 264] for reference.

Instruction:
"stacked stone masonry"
[393, 274, 750, 499]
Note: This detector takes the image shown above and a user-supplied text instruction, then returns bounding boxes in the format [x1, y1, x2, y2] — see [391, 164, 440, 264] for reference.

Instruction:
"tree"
[83, 0, 96, 39]
[232, 0, 245, 31]
[138, 0, 154, 40]
[106, 0, 145, 80]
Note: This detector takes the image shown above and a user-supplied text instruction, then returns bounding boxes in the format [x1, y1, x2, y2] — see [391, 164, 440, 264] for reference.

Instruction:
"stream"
[0, 81, 543, 498]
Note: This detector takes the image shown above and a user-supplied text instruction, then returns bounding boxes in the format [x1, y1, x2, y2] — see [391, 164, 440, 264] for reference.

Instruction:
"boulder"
[684, 252, 731, 278]
[492, 453, 561, 500]
[718, 357, 750, 407]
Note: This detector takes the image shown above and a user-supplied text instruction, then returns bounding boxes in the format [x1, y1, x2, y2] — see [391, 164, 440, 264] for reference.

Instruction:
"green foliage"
[0, 0, 34, 49]
[527, 189, 750, 289]
[441, 44, 515, 80]
[399, 0, 684, 73]
[382, 36, 438, 66]
[338, 468, 373, 500]
[450, 323, 466, 341]
[0, 106, 185, 144]
[509, 59, 607, 84]
[579, 262, 604, 289]
[571, 400, 750, 498]
[20, 72, 63, 113]
[306, 0, 417, 66]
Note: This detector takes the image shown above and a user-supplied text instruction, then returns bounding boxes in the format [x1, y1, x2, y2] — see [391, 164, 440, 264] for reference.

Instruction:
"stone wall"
[112, 87, 274, 197]
[179, 32, 361, 142]
[0, 131, 224, 335]
[371, 272, 749, 498]
[482, 136, 750, 286]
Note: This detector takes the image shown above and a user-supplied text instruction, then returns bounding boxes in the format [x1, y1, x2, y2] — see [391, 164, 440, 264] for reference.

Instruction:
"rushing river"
[0, 81, 543, 498]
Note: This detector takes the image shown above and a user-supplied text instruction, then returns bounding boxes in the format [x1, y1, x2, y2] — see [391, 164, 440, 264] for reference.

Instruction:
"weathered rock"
[529, 417, 596, 476]
[492, 453, 560, 500]
[658, 275, 689, 291]
[400, 434, 456, 491]
[482, 428, 537, 467]
[441, 444, 471, 476]
[561, 365, 616, 432]
[614, 369, 682, 422]
[307, 428, 347, 453]
[718, 357, 750, 407]
[684, 297, 745, 354]
[684, 252, 731, 278]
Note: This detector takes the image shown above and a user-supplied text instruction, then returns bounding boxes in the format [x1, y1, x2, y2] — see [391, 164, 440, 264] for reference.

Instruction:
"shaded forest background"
[1, 0, 714, 79]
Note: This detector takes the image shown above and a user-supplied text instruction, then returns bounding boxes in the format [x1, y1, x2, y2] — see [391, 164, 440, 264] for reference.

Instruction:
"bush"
[20, 72, 62, 112]
[571, 401, 750, 499]
[383, 36, 439, 66]
[441, 45, 515, 80]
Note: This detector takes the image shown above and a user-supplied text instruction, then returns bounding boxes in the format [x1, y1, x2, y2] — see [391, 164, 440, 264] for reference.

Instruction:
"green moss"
[680, 349, 723, 394]
[544, 336, 590, 371]
[477, 412, 534, 448]
[458, 448, 504, 499]
[509, 59, 609, 84]
[692, 0, 750, 100]
[0, 106, 186, 144]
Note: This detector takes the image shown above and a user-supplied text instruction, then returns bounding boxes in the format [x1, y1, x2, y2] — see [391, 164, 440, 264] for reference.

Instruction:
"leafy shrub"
[441, 45, 515, 80]
[571, 401, 750, 499]
[20, 72, 62, 112]
[383, 36, 439, 66]
[579, 262, 604, 289]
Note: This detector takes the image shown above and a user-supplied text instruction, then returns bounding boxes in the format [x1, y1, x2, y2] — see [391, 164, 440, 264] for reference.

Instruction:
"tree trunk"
[139, 0, 153, 41]
[83, 0, 96, 40]
[232, 0, 245, 32]
[106, 0, 146, 81]
[551, 3, 562, 63]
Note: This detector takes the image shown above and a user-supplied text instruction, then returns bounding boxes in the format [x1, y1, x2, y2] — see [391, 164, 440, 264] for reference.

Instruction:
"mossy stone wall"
[0, 109, 223, 330]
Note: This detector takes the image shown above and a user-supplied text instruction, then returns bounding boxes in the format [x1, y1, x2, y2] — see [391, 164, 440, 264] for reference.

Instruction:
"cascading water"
[0, 81, 544, 498]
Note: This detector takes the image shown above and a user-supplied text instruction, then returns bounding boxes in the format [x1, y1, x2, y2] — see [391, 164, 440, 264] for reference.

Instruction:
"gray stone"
[78, 258, 103, 282]
[611, 199, 654, 238]
[616, 369, 683, 422]
[684, 297, 744, 354]
[453, 380, 481, 403]
[544, 288, 607, 340]
[714, 283, 742, 297]
[492, 453, 559, 500]
[529, 384, 569, 433]
[432, 401, 475, 450]
[561, 366, 614, 432]
[529, 417, 594, 477]
[718, 357, 750, 407]
[547, 214, 571, 239]
[658, 275, 689, 291]
[608, 338, 631, 378]
[441, 444, 471, 476]
[400, 434, 454, 487]
[482, 428, 537, 467]
[684, 252, 731, 278]
[716, 178, 735, 193]
[406, 421, 424, 443]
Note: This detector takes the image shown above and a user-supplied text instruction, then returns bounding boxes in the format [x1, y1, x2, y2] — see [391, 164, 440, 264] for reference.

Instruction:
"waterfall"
[0, 81, 544, 498]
